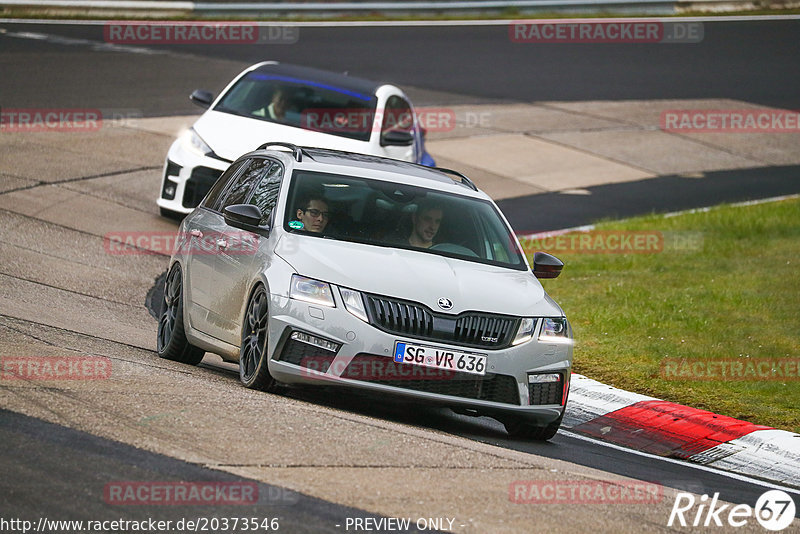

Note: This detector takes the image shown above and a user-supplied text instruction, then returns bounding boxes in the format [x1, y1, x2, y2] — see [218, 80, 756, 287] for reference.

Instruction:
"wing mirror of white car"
[532, 251, 564, 279]
[380, 129, 414, 147]
[223, 204, 268, 234]
[189, 89, 214, 109]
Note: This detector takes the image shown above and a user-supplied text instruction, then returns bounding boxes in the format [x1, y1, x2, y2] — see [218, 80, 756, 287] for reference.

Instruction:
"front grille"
[343, 354, 520, 405]
[364, 294, 433, 337]
[454, 314, 517, 347]
[528, 379, 563, 405]
[182, 166, 223, 208]
[363, 294, 518, 349]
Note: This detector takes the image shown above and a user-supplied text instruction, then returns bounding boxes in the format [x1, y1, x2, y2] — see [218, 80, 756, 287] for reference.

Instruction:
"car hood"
[195, 110, 369, 161]
[275, 234, 562, 317]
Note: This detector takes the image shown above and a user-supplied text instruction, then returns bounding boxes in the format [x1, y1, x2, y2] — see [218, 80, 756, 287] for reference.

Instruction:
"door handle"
[216, 239, 228, 250]
[189, 230, 203, 238]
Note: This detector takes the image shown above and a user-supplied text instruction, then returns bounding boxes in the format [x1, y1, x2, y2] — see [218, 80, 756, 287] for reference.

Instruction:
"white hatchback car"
[158, 144, 572, 440]
[158, 61, 435, 217]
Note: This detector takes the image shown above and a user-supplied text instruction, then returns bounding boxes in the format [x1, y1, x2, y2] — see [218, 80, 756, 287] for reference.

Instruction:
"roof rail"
[434, 167, 478, 191]
[257, 142, 304, 162]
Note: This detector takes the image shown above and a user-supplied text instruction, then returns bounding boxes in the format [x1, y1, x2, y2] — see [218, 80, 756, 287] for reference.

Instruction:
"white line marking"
[4, 30, 158, 54]
[560, 429, 800, 495]
[1, 15, 800, 27]
[518, 193, 800, 239]
[662, 193, 800, 217]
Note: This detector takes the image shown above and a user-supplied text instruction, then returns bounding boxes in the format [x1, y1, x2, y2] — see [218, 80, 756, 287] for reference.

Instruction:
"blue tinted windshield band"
[246, 73, 373, 101]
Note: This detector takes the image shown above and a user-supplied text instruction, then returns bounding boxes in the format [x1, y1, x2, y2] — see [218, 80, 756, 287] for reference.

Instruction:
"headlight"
[182, 127, 213, 156]
[539, 317, 571, 343]
[340, 287, 368, 322]
[512, 317, 536, 346]
[289, 275, 335, 308]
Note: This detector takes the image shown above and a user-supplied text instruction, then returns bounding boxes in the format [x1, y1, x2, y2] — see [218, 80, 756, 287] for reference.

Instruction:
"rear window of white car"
[214, 72, 378, 142]
[284, 170, 528, 271]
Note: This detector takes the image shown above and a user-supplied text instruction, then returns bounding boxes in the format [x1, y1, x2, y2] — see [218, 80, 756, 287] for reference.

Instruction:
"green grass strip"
[525, 197, 800, 433]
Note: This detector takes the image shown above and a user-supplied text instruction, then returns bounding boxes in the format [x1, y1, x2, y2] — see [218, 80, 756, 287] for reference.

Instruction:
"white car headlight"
[340, 287, 368, 322]
[539, 317, 571, 344]
[182, 127, 213, 156]
[289, 275, 335, 308]
[512, 317, 536, 346]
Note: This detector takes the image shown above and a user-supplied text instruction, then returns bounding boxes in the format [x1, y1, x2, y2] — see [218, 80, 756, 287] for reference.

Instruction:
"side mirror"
[224, 204, 264, 232]
[532, 252, 563, 279]
[189, 89, 214, 109]
[380, 129, 414, 147]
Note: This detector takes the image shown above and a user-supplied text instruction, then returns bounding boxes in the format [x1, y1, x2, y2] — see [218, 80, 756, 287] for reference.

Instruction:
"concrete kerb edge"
[564, 373, 800, 489]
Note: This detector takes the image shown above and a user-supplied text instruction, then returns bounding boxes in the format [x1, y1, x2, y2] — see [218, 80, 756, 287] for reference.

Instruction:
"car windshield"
[284, 170, 527, 270]
[214, 72, 378, 142]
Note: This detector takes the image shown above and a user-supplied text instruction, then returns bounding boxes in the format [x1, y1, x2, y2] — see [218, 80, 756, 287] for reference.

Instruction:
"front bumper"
[156, 139, 230, 215]
[264, 290, 572, 425]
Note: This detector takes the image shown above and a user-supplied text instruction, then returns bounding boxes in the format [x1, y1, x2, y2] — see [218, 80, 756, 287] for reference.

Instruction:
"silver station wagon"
[157, 143, 573, 440]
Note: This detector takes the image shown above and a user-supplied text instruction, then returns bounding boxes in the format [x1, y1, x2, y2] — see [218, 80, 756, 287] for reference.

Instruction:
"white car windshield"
[284, 170, 528, 270]
[214, 72, 378, 142]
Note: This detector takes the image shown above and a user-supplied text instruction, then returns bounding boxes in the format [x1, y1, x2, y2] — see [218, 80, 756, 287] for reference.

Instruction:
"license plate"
[393, 341, 487, 376]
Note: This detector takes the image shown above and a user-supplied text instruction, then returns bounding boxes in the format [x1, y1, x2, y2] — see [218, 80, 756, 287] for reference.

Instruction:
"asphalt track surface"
[1, 409, 418, 533]
[1, 19, 800, 114]
[4, 370, 798, 525]
[267, 388, 800, 514]
[2, 17, 800, 530]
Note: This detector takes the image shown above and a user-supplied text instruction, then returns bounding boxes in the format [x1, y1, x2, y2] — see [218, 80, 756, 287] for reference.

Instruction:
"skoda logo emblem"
[437, 297, 453, 310]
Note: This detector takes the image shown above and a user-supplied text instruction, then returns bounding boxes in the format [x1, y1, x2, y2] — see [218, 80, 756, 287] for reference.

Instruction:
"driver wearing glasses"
[295, 195, 330, 233]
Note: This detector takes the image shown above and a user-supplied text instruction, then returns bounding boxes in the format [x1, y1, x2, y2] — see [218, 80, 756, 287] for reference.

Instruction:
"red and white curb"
[562, 374, 800, 488]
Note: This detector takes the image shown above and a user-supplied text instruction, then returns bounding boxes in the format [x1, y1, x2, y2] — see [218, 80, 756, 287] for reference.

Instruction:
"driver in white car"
[254, 87, 301, 124]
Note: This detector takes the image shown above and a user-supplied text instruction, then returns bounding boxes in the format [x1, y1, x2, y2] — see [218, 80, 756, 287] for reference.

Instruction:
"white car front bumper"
[156, 138, 231, 215]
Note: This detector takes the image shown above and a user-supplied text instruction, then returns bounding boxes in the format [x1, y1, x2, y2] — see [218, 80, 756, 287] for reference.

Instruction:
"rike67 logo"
[668, 490, 796, 531]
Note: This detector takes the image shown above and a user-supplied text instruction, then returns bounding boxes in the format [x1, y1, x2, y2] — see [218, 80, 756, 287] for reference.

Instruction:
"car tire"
[503, 411, 564, 441]
[157, 264, 205, 365]
[239, 284, 277, 391]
